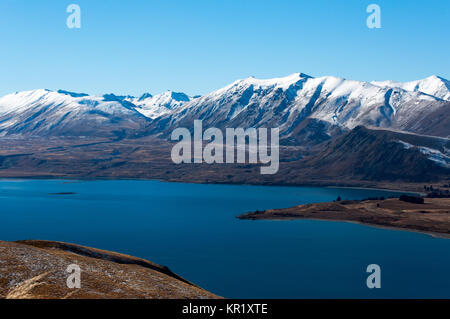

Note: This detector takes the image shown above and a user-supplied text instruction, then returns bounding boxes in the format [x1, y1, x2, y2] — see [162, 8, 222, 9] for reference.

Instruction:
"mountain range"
[0, 73, 449, 183]
[151, 73, 449, 144]
[1, 73, 449, 140]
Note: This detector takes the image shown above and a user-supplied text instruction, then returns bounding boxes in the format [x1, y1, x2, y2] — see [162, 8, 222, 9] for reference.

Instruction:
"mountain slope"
[127, 91, 192, 119]
[303, 126, 450, 182]
[151, 73, 447, 144]
[0, 73, 448, 142]
[0, 89, 150, 138]
[372, 75, 450, 101]
[0, 240, 219, 299]
[402, 102, 450, 138]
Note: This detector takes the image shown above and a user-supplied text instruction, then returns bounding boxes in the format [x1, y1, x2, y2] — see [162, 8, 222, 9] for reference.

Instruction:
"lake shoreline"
[238, 198, 450, 239]
[1, 179, 449, 298]
[0, 175, 427, 195]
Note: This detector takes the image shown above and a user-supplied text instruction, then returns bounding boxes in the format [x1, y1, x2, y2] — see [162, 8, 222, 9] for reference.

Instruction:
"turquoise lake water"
[0, 179, 449, 298]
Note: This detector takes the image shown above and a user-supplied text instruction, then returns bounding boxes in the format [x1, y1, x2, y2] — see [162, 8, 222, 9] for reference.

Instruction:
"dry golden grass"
[239, 198, 450, 237]
[0, 240, 220, 299]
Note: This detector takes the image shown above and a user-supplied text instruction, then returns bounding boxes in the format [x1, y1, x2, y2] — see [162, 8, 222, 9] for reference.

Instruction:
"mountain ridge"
[0, 73, 448, 144]
[149, 73, 448, 145]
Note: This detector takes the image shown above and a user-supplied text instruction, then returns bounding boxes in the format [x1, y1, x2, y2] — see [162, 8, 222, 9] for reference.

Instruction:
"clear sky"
[0, 0, 448, 97]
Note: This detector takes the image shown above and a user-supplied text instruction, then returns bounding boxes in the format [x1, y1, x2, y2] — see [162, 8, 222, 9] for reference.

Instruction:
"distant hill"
[302, 126, 450, 182]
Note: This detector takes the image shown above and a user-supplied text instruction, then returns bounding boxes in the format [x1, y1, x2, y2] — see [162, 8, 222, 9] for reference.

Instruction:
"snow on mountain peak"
[0, 88, 150, 137]
[238, 72, 312, 89]
[57, 90, 89, 98]
[137, 92, 153, 101]
[159, 72, 447, 144]
[0, 89, 72, 114]
[0, 72, 448, 139]
[159, 90, 190, 102]
[371, 75, 450, 101]
[129, 90, 192, 119]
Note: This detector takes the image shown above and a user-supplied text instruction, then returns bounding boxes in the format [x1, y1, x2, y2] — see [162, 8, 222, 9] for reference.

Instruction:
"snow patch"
[397, 140, 450, 168]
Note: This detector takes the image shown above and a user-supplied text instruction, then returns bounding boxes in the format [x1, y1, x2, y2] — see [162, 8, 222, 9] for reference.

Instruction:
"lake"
[0, 179, 449, 298]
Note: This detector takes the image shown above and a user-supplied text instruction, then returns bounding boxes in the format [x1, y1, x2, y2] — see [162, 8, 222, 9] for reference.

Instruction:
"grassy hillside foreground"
[0, 240, 219, 299]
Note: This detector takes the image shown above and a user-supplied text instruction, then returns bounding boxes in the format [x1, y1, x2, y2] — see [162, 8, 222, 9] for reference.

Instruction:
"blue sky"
[0, 0, 448, 97]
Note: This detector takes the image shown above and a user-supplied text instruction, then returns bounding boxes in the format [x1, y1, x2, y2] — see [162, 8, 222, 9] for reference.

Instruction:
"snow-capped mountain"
[371, 75, 450, 101]
[153, 73, 448, 144]
[126, 91, 192, 119]
[0, 89, 150, 138]
[0, 88, 195, 137]
[0, 73, 448, 141]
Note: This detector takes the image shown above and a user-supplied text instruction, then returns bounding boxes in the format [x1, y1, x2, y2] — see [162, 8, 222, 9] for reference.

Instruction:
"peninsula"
[238, 197, 450, 237]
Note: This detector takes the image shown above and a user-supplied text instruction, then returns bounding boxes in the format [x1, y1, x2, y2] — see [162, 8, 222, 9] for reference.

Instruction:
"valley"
[0, 126, 448, 191]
